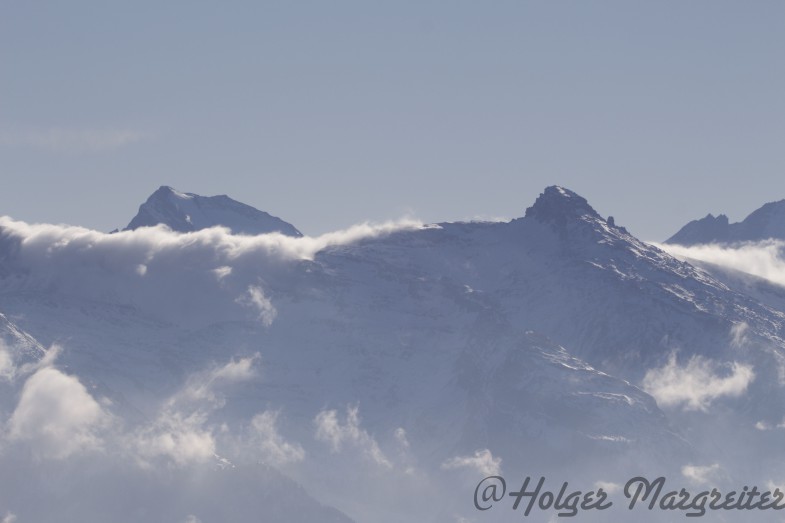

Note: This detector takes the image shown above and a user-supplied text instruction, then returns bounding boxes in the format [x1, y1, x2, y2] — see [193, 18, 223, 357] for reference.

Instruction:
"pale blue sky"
[1, 1, 783, 240]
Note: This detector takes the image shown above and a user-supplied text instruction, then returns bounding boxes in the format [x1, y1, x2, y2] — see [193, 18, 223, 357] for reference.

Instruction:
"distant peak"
[151, 185, 193, 200]
[665, 198, 785, 245]
[124, 186, 302, 237]
[524, 186, 600, 225]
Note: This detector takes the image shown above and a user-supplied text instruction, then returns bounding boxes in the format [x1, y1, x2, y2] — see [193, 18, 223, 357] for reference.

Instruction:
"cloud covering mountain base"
[3, 187, 785, 521]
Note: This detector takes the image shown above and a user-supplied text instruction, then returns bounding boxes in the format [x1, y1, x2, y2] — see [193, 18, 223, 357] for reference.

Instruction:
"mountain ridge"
[666, 199, 785, 245]
[124, 185, 302, 237]
[1, 184, 784, 522]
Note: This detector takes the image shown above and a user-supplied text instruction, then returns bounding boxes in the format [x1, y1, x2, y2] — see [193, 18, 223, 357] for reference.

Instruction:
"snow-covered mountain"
[2, 185, 785, 522]
[666, 198, 785, 245]
[124, 185, 302, 236]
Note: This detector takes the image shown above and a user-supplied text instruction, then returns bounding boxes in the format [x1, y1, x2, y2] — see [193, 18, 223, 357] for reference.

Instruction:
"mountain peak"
[666, 198, 785, 245]
[124, 186, 302, 236]
[524, 186, 601, 226]
[153, 185, 189, 197]
[665, 213, 730, 245]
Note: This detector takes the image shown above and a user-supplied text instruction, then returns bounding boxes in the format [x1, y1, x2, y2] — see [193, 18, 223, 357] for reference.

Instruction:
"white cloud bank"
[657, 240, 785, 288]
[642, 353, 754, 411]
[0, 217, 425, 328]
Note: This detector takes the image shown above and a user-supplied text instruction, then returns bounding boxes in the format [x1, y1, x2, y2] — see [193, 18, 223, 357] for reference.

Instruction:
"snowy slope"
[2, 186, 785, 521]
[124, 185, 302, 236]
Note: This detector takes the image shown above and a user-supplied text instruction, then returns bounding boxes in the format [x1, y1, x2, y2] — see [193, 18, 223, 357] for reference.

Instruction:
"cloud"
[0, 341, 13, 381]
[0, 216, 425, 265]
[756, 417, 785, 431]
[441, 449, 501, 476]
[210, 354, 259, 383]
[17, 344, 62, 377]
[131, 410, 216, 467]
[730, 322, 748, 348]
[1, 513, 16, 523]
[7, 366, 109, 459]
[213, 266, 232, 280]
[175, 354, 260, 408]
[314, 406, 391, 468]
[0, 217, 424, 327]
[0, 126, 145, 153]
[394, 427, 410, 451]
[642, 353, 754, 411]
[657, 240, 785, 288]
[682, 463, 723, 485]
[767, 480, 785, 494]
[250, 411, 305, 466]
[594, 481, 621, 494]
[236, 285, 277, 327]
[130, 354, 260, 467]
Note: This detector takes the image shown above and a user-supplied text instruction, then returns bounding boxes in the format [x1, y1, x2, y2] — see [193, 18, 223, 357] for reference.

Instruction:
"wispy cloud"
[642, 353, 754, 411]
[314, 406, 392, 468]
[730, 322, 749, 348]
[594, 481, 621, 494]
[236, 285, 277, 327]
[130, 354, 260, 467]
[0, 341, 14, 382]
[0, 126, 145, 153]
[441, 449, 502, 476]
[682, 463, 723, 485]
[0, 217, 424, 328]
[250, 410, 305, 466]
[656, 240, 785, 288]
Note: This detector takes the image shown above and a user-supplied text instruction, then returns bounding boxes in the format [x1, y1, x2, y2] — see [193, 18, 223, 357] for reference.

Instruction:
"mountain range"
[666, 198, 785, 245]
[1, 185, 785, 522]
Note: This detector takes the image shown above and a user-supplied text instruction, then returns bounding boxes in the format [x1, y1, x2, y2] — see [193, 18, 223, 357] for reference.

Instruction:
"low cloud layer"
[642, 353, 754, 411]
[657, 240, 785, 287]
[0, 217, 424, 328]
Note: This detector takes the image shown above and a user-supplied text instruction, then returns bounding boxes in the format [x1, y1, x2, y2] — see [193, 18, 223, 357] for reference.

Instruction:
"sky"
[1, 0, 783, 241]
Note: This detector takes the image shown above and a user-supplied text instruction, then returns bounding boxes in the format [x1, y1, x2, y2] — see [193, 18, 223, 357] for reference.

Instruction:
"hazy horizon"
[2, 1, 783, 241]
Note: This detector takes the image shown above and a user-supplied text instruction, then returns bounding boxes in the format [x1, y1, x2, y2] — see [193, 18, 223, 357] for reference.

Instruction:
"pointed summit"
[524, 186, 601, 227]
[124, 186, 302, 236]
